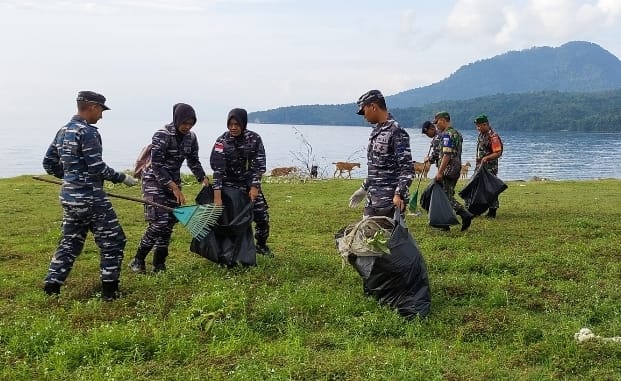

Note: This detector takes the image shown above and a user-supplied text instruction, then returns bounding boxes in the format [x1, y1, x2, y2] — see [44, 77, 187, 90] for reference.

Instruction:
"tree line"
[248, 89, 621, 132]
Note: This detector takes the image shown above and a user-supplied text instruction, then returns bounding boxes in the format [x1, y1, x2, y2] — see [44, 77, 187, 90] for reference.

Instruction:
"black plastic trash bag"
[335, 211, 431, 319]
[190, 186, 257, 267]
[429, 181, 459, 228]
[459, 166, 508, 215]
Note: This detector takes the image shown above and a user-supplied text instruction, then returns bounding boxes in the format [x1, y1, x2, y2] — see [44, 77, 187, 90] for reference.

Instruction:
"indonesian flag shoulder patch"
[214, 142, 224, 153]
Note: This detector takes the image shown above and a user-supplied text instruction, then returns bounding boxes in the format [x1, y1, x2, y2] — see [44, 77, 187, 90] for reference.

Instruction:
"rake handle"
[415, 144, 433, 191]
[32, 176, 174, 212]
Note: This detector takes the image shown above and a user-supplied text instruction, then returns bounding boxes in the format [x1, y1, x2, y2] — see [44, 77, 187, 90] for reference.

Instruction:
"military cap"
[474, 114, 489, 124]
[421, 120, 434, 133]
[76, 90, 110, 110]
[434, 111, 450, 121]
[356, 89, 384, 115]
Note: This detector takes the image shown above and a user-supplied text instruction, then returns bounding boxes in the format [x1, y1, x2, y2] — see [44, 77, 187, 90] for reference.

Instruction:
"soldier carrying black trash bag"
[433, 111, 474, 231]
[473, 114, 504, 218]
[348, 90, 413, 218]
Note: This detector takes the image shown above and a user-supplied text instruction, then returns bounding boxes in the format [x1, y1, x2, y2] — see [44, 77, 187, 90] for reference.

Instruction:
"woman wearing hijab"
[129, 103, 210, 273]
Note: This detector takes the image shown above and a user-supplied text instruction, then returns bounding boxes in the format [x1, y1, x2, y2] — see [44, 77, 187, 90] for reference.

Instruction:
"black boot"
[153, 247, 168, 273]
[43, 282, 61, 296]
[101, 281, 119, 301]
[129, 246, 150, 274]
[486, 208, 497, 218]
[256, 241, 273, 256]
[458, 210, 474, 231]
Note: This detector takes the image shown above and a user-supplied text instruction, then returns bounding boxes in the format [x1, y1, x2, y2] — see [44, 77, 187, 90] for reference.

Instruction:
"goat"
[310, 165, 318, 179]
[461, 162, 472, 179]
[332, 162, 360, 178]
[413, 161, 431, 178]
[270, 166, 298, 177]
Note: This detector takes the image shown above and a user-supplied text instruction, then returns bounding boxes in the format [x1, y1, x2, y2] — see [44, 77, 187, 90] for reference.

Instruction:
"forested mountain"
[387, 41, 621, 108]
[248, 41, 621, 131]
[250, 90, 621, 132]
[392, 90, 621, 132]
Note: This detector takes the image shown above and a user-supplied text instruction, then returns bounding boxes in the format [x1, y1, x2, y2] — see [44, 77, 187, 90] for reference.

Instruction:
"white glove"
[348, 187, 367, 208]
[122, 175, 139, 186]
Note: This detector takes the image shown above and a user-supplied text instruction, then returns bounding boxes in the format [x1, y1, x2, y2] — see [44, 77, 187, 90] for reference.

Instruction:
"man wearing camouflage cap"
[434, 111, 474, 231]
[349, 90, 413, 217]
[474, 114, 504, 218]
[42, 91, 139, 301]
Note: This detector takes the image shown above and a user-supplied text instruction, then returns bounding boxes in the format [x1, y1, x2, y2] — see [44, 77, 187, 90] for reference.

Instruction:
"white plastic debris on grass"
[575, 328, 621, 343]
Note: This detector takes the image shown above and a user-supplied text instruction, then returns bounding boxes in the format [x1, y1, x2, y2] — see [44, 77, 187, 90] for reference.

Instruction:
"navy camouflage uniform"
[210, 108, 269, 247]
[438, 126, 468, 214]
[42, 113, 128, 291]
[362, 118, 413, 217]
[133, 103, 208, 271]
[429, 134, 442, 168]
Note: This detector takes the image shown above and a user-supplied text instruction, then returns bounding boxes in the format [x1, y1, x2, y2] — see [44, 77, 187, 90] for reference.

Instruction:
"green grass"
[1, 175, 620, 380]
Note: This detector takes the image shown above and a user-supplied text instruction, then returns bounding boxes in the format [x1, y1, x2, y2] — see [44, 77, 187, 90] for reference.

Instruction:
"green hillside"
[249, 90, 621, 132]
[248, 41, 621, 131]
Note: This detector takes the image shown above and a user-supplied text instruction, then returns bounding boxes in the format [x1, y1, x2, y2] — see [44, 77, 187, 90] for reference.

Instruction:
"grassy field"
[0, 175, 620, 380]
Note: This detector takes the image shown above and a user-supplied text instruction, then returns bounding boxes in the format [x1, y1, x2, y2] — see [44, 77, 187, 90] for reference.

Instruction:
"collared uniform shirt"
[477, 128, 503, 174]
[43, 115, 125, 207]
[429, 134, 442, 167]
[363, 119, 413, 200]
[439, 126, 464, 180]
[142, 124, 206, 189]
[210, 130, 266, 190]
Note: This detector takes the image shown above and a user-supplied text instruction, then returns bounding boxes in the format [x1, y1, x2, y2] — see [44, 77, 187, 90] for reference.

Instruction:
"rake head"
[172, 203, 224, 240]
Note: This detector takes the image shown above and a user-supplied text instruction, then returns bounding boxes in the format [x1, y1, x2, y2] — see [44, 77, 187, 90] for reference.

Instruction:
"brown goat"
[270, 166, 298, 177]
[461, 162, 472, 179]
[332, 162, 360, 178]
[413, 161, 431, 178]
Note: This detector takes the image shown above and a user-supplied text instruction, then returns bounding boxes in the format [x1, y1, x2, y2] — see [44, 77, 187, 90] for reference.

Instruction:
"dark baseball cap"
[356, 89, 384, 115]
[474, 114, 489, 124]
[76, 90, 110, 110]
[421, 120, 434, 133]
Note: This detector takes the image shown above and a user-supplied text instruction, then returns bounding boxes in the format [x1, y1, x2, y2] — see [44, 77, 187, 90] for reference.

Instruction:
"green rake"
[33, 176, 222, 240]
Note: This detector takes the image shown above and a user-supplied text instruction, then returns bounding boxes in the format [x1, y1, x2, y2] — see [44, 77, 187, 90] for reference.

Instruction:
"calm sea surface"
[3, 121, 621, 181]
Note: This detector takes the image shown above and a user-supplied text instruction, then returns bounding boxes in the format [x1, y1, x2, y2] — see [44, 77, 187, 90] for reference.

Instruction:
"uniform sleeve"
[42, 129, 64, 178]
[151, 130, 174, 186]
[249, 134, 266, 188]
[393, 128, 413, 197]
[441, 131, 457, 156]
[209, 136, 226, 190]
[429, 137, 441, 165]
[185, 132, 206, 183]
[82, 128, 125, 183]
[490, 133, 503, 154]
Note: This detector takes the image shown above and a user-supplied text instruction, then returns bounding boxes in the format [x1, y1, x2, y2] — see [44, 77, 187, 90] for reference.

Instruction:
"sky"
[1, 0, 621, 125]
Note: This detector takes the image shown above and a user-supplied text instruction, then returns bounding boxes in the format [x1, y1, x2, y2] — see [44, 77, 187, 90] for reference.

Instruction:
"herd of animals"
[269, 161, 472, 179]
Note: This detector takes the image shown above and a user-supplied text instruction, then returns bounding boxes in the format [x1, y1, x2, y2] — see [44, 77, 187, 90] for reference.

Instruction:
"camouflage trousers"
[440, 177, 468, 214]
[253, 192, 270, 245]
[45, 202, 126, 285]
[363, 188, 408, 218]
[137, 194, 177, 251]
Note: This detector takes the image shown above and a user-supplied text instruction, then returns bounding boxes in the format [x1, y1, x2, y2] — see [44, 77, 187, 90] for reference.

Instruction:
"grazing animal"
[332, 162, 360, 178]
[270, 166, 298, 177]
[413, 161, 431, 178]
[310, 165, 318, 179]
[461, 162, 471, 179]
